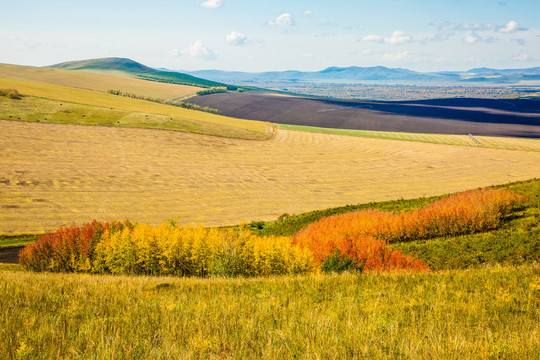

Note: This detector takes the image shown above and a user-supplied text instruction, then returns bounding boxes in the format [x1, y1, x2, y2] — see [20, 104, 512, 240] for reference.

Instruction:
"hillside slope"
[0, 63, 201, 101]
[50, 57, 238, 89]
[0, 77, 272, 139]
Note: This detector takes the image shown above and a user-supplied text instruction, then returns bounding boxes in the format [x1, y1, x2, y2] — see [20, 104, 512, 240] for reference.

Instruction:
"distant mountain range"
[183, 66, 540, 85]
[49, 57, 540, 86]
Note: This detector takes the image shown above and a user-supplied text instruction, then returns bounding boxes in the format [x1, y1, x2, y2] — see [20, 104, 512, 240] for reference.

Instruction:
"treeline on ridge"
[107, 89, 221, 114]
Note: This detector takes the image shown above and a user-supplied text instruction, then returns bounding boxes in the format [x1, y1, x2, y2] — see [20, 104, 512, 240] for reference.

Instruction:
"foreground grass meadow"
[1, 265, 539, 359]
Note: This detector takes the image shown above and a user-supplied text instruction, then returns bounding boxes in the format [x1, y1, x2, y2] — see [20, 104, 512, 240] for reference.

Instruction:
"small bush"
[0, 89, 21, 99]
[196, 87, 228, 96]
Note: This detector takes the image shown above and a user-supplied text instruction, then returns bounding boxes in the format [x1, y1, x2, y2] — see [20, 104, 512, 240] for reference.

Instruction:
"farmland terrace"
[185, 92, 540, 138]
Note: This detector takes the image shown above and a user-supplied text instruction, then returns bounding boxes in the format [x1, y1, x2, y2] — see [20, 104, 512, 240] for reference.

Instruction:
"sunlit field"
[1, 120, 539, 234]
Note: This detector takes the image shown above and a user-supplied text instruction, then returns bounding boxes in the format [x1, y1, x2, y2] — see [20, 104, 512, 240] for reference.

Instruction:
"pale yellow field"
[1, 120, 539, 234]
[0, 63, 200, 100]
[278, 124, 540, 151]
[0, 78, 272, 136]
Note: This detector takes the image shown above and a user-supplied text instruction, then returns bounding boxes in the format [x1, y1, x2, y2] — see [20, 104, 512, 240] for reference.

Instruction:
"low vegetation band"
[18, 188, 526, 277]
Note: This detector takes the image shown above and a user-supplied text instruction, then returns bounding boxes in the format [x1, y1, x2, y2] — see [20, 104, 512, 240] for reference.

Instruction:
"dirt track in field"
[1, 120, 540, 234]
[185, 92, 540, 138]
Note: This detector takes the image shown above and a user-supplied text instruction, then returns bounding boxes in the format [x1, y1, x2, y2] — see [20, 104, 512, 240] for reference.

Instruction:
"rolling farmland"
[1, 120, 539, 234]
[0, 63, 202, 101]
[0, 78, 273, 139]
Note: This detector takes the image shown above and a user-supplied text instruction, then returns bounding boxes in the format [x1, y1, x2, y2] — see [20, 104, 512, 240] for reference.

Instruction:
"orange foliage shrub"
[293, 189, 526, 272]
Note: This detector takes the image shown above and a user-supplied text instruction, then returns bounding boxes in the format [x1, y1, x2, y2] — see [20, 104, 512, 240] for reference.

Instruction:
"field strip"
[0, 78, 270, 135]
[1, 120, 539, 234]
[277, 124, 540, 151]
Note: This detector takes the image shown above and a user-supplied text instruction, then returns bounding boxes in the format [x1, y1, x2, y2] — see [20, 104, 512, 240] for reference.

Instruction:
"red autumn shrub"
[19, 220, 131, 272]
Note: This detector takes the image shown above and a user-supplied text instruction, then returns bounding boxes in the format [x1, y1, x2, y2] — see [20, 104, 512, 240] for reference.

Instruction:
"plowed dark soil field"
[186, 92, 540, 138]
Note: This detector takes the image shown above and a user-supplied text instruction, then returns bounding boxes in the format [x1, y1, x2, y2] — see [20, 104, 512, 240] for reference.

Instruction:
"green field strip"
[277, 124, 540, 151]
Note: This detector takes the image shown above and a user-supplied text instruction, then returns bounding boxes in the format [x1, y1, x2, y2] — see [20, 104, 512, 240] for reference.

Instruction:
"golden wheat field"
[1, 120, 539, 234]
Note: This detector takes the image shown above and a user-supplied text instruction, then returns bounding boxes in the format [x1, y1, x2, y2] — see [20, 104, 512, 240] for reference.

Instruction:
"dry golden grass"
[1, 120, 539, 234]
[0, 63, 200, 100]
[1, 265, 539, 359]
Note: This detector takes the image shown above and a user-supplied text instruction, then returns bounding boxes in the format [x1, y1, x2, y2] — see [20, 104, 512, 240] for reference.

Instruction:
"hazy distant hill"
[184, 66, 540, 85]
[50, 57, 238, 89]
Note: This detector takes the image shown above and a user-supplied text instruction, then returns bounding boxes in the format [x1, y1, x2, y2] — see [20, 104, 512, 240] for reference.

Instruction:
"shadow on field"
[186, 92, 540, 138]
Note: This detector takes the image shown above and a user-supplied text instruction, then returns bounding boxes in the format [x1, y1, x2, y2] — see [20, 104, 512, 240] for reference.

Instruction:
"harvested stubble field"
[1, 120, 539, 234]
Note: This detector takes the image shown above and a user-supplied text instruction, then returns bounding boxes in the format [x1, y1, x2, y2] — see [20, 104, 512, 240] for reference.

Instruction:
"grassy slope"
[0, 235, 38, 249]
[278, 124, 540, 152]
[1, 265, 538, 359]
[0, 78, 273, 139]
[0, 63, 201, 101]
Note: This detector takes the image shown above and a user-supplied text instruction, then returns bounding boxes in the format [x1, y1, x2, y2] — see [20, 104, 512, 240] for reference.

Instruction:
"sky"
[1, 0, 539, 72]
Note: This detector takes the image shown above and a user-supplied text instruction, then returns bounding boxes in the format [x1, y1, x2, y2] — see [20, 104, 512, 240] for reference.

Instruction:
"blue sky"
[1, 0, 539, 72]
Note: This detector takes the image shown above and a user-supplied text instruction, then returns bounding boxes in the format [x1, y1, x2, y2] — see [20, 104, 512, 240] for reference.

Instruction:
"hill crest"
[50, 57, 155, 74]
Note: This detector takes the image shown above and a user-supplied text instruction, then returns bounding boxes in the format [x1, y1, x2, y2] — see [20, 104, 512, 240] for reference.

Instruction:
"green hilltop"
[50, 57, 239, 90]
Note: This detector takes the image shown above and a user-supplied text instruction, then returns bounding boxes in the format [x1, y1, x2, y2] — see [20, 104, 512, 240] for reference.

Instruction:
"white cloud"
[167, 49, 180, 56]
[499, 20, 523, 33]
[268, 13, 294, 26]
[303, 10, 312, 16]
[463, 35, 478, 44]
[511, 38, 525, 46]
[361, 49, 374, 55]
[362, 34, 381, 42]
[200, 0, 223, 8]
[226, 31, 247, 45]
[182, 40, 217, 60]
[302, 53, 313, 58]
[384, 31, 413, 45]
[513, 53, 529, 61]
[382, 51, 410, 62]
[462, 33, 497, 44]
[435, 21, 497, 32]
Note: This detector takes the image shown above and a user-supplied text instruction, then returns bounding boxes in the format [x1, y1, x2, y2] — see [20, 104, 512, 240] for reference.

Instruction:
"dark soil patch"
[185, 92, 540, 138]
[0, 246, 23, 264]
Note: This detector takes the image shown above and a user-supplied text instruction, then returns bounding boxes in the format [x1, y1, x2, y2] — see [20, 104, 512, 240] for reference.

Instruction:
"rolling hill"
[0, 63, 273, 140]
[0, 63, 201, 101]
[50, 57, 240, 89]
